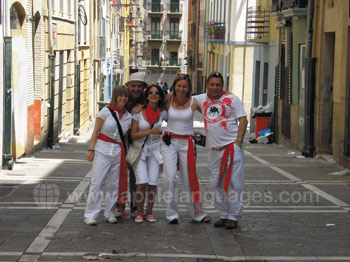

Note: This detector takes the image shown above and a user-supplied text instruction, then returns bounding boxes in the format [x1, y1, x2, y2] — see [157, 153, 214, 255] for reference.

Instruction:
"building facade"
[248, 0, 277, 133]
[204, 0, 254, 117]
[136, 0, 188, 85]
[313, 0, 350, 167]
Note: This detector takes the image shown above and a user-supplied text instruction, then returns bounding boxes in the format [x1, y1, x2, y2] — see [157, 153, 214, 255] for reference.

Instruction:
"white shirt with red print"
[195, 93, 247, 148]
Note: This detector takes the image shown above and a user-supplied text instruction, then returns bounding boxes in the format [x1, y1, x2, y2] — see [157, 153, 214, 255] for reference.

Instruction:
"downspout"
[241, 0, 247, 105]
[225, 0, 231, 92]
[74, 0, 80, 135]
[3, 0, 14, 169]
[302, 0, 316, 157]
[47, 0, 55, 148]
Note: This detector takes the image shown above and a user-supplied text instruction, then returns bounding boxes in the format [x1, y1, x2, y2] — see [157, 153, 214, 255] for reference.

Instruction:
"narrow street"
[0, 114, 350, 262]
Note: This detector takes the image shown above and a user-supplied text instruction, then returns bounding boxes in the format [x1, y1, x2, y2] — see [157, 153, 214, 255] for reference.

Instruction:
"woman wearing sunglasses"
[131, 84, 167, 223]
[161, 74, 211, 224]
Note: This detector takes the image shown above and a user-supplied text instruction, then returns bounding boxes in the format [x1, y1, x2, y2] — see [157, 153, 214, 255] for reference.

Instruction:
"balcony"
[205, 22, 225, 42]
[151, 57, 159, 66]
[271, 0, 308, 19]
[246, 6, 270, 43]
[146, 30, 163, 42]
[166, 3, 182, 17]
[166, 31, 182, 43]
[147, 3, 164, 16]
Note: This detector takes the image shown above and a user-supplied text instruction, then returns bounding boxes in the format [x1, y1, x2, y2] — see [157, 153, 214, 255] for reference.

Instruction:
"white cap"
[125, 72, 147, 87]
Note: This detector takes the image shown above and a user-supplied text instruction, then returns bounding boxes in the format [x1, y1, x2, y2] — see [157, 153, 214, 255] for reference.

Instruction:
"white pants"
[208, 144, 244, 221]
[84, 150, 121, 219]
[135, 153, 161, 185]
[161, 138, 207, 222]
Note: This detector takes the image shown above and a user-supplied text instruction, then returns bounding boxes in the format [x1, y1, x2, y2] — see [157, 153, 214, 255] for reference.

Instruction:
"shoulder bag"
[126, 123, 154, 168]
[107, 107, 127, 152]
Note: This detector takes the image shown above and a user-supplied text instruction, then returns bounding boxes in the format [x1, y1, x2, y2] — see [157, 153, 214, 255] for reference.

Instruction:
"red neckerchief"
[144, 105, 160, 125]
[206, 90, 226, 100]
[108, 104, 126, 119]
[174, 96, 190, 107]
[97, 133, 128, 206]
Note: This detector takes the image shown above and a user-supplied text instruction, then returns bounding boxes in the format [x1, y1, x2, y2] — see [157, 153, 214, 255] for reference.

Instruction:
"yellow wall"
[313, 0, 350, 167]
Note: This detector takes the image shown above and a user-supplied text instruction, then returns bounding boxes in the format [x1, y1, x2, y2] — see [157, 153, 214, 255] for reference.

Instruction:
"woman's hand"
[149, 127, 162, 135]
[86, 151, 94, 162]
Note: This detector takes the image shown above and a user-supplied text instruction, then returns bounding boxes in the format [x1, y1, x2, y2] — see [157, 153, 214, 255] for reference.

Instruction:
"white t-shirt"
[132, 110, 167, 162]
[95, 107, 132, 156]
[132, 110, 168, 147]
[195, 94, 247, 148]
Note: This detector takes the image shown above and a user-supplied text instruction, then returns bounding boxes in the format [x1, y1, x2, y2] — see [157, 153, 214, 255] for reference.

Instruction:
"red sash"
[98, 133, 128, 206]
[163, 132, 202, 215]
[217, 142, 234, 200]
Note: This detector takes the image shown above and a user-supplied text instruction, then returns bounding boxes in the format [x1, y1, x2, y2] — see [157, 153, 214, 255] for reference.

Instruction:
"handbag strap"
[141, 123, 154, 148]
[107, 107, 127, 152]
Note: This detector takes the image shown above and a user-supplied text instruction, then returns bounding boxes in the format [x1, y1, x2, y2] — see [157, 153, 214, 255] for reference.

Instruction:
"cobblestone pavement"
[0, 113, 350, 261]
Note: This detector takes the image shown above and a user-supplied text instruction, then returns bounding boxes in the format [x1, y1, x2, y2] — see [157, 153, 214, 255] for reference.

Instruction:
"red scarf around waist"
[217, 142, 234, 200]
[163, 132, 202, 215]
[98, 133, 128, 206]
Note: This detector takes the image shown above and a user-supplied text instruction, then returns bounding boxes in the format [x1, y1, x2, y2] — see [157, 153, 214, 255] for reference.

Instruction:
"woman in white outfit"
[161, 74, 211, 224]
[131, 84, 167, 223]
[84, 86, 132, 226]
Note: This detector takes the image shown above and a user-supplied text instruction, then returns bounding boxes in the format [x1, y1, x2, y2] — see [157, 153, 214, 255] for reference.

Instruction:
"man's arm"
[235, 116, 248, 148]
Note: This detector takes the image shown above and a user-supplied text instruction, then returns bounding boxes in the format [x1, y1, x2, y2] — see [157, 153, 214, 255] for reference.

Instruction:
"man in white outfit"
[195, 72, 248, 229]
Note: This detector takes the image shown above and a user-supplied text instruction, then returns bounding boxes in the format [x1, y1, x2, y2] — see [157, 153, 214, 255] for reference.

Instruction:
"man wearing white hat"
[117, 72, 148, 218]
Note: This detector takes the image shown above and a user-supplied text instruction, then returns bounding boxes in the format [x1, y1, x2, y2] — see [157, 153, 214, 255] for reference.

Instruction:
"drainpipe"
[225, 0, 231, 92]
[47, 0, 55, 148]
[74, 0, 80, 135]
[302, 0, 316, 157]
[2, 0, 14, 169]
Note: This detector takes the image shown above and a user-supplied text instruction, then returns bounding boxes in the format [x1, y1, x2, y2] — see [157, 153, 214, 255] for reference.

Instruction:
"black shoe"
[225, 219, 238, 229]
[169, 218, 178, 224]
[214, 218, 227, 227]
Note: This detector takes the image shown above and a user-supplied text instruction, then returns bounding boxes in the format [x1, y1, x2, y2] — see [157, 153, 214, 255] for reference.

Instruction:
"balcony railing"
[147, 3, 164, 13]
[169, 57, 179, 66]
[170, 3, 179, 12]
[205, 22, 225, 42]
[151, 57, 160, 65]
[272, 0, 308, 13]
[146, 30, 163, 40]
[246, 6, 270, 42]
[166, 31, 181, 40]
[166, 3, 182, 14]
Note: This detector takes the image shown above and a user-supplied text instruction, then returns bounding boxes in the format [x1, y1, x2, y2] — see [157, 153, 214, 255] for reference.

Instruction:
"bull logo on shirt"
[203, 102, 226, 123]
[208, 106, 221, 116]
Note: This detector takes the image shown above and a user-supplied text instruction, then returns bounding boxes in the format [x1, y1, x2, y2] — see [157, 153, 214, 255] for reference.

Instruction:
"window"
[10, 4, 25, 29]
[170, 0, 179, 12]
[151, 49, 159, 65]
[151, 18, 161, 39]
[170, 18, 179, 39]
[152, 0, 161, 12]
[170, 52, 178, 66]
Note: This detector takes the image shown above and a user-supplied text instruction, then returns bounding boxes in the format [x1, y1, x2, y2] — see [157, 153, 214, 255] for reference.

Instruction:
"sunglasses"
[148, 91, 160, 95]
[208, 72, 223, 78]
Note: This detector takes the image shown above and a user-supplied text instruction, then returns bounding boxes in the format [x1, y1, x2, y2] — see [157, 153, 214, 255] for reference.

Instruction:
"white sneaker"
[107, 216, 118, 224]
[84, 218, 97, 226]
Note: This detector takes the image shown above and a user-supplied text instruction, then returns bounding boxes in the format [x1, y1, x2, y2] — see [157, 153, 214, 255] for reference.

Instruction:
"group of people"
[83, 71, 248, 230]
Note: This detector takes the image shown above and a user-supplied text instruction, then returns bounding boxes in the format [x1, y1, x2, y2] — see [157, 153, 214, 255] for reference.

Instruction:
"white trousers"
[135, 153, 160, 185]
[161, 138, 207, 222]
[208, 144, 244, 221]
[84, 150, 121, 219]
